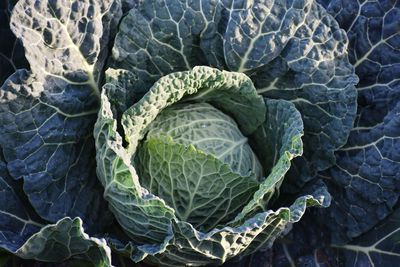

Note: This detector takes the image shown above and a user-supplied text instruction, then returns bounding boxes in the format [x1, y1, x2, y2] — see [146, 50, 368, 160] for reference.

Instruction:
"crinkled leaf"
[95, 66, 265, 245]
[112, 0, 224, 93]
[221, 181, 336, 267]
[222, 0, 313, 72]
[234, 99, 305, 222]
[0, 155, 112, 266]
[140, 194, 329, 267]
[10, 0, 120, 89]
[315, 0, 400, 242]
[121, 66, 265, 153]
[95, 83, 176, 245]
[137, 134, 259, 231]
[95, 66, 329, 265]
[14, 218, 112, 266]
[252, 2, 358, 186]
[0, 0, 122, 225]
[0, 70, 108, 228]
[0, 153, 42, 253]
[0, 1, 28, 86]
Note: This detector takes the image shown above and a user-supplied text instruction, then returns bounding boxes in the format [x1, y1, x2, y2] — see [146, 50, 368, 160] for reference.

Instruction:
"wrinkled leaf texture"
[0, 0, 122, 265]
[315, 0, 400, 245]
[0, 0, 28, 86]
[111, 0, 359, 189]
[244, 0, 400, 266]
[95, 66, 330, 266]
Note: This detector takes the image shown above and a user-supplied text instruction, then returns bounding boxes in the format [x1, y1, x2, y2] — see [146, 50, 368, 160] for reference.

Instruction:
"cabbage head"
[94, 66, 330, 266]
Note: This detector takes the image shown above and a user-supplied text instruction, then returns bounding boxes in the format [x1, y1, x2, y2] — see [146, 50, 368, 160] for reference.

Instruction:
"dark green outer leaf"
[1, 1, 120, 260]
[0, 152, 42, 253]
[0, 70, 107, 227]
[0, 1, 28, 86]
[0, 0, 121, 225]
[112, 0, 224, 93]
[252, 1, 358, 186]
[334, 207, 400, 267]
[314, 0, 400, 245]
[0, 150, 112, 266]
[222, 0, 313, 72]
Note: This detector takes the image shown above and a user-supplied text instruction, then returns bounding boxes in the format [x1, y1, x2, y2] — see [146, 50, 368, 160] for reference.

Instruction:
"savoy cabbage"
[0, 0, 399, 266]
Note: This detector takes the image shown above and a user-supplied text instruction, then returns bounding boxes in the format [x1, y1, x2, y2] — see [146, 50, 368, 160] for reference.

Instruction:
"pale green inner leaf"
[136, 134, 259, 232]
[146, 102, 263, 178]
